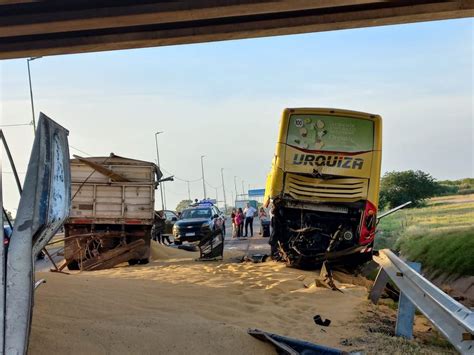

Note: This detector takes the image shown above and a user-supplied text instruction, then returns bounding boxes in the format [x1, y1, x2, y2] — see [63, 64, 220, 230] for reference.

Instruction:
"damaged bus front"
[264, 108, 382, 268]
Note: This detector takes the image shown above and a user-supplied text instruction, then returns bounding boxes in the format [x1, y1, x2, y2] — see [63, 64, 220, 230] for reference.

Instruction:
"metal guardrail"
[370, 249, 474, 354]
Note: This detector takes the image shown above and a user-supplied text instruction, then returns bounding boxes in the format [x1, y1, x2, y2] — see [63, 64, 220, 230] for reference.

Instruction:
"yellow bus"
[264, 108, 382, 267]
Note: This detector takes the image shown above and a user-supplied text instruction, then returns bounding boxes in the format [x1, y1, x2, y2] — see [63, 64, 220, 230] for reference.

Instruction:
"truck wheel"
[67, 260, 80, 270]
[139, 258, 149, 265]
[128, 259, 139, 266]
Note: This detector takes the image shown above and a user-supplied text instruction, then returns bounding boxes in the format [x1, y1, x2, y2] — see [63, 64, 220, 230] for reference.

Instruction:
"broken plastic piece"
[313, 315, 331, 327]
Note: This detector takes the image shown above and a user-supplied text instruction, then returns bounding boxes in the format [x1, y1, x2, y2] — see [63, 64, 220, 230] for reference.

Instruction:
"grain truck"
[64, 153, 161, 270]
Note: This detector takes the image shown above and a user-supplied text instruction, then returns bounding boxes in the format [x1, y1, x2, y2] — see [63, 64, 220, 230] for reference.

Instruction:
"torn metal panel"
[4, 113, 70, 355]
[248, 328, 351, 354]
[0, 150, 5, 354]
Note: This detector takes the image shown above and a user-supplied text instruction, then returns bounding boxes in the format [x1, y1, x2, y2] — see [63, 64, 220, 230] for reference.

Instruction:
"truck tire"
[67, 260, 80, 270]
[128, 258, 149, 266]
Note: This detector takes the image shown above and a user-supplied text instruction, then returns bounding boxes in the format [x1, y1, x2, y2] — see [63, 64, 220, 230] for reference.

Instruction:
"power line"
[69, 145, 92, 157]
[2, 171, 26, 175]
[204, 179, 222, 190]
[0, 123, 32, 127]
[160, 166, 202, 183]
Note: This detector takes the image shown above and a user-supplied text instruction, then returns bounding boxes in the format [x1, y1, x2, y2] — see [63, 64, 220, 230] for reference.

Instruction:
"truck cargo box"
[64, 153, 162, 270]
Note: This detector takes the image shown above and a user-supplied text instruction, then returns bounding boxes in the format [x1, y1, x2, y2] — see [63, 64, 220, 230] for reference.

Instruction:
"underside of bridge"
[0, 1, 473, 59]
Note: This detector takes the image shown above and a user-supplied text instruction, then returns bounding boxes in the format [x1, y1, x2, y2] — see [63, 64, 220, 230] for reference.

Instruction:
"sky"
[1, 18, 473, 214]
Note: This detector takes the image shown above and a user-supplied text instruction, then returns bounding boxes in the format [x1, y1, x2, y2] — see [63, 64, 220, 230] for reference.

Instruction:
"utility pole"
[215, 187, 218, 206]
[186, 180, 191, 201]
[155, 131, 165, 210]
[241, 180, 245, 198]
[221, 168, 227, 213]
[234, 176, 238, 201]
[27, 56, 41, 134]
[163, 183, 167, 210]
[201, 155, 206, 199]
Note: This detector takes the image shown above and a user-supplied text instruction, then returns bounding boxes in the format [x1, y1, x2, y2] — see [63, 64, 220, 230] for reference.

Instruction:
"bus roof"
[283, 108, 381, 122]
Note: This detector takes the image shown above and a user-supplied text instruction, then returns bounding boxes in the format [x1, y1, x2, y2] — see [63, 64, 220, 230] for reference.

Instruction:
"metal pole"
[154, 131, 165, 211]
[163, 182, 167, 210]
[241, 180, 245, 197]
[201, 155, 206, 199]
[187, 180, 191, 201]
[215, 187, 218, 205]
[27, 57, 41, 134]
[0, 131, 23, 194]
[221, 168, 227, 213]
[234, 176, 238, 201]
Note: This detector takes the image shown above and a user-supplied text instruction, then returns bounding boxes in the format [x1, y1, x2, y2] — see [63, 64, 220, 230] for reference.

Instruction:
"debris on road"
[313, 315, 331, 327]
[248, 328, 351, 354]
[241, 253, 269, 263]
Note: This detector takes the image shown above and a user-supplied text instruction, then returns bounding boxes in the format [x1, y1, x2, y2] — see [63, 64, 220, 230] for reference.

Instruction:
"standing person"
[269, 203, 284, 260]
[231, 209, 237, 238]
[153, 211, 166, 244]
[258, 207, 268, 235]
[236, 208, 244, 238]
[243, 203, 256, 237]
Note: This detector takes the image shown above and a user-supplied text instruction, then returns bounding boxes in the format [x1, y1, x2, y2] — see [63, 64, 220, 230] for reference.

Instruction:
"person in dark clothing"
[153, 211, 170, 245]
[269, 204, 284, 260]
[161, 232, 171, 245]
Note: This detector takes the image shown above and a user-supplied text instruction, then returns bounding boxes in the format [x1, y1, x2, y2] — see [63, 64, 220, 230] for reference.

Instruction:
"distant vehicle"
[3, 225, 12, 246]
[264, 108, 382, 268]
[153, 210, 178, 241]
[172, 203, 224, 245]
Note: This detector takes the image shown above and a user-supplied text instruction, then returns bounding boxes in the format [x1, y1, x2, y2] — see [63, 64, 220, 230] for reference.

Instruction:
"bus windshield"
[286, 114, 374, 153]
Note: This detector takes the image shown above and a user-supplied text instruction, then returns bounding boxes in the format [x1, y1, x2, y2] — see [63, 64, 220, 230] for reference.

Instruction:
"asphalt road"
[223, 217, 271, 254]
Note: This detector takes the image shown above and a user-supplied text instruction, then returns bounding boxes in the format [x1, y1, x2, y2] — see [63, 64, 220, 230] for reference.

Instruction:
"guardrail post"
[395, 261, 421, 339]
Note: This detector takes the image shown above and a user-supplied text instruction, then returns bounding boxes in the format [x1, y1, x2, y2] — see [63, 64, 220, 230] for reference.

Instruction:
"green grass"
[375, 194, 474, 277]
[395, 228, 474, 277]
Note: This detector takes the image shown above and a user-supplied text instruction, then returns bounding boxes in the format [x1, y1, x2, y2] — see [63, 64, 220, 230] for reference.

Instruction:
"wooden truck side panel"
[70, 183, 155, 223]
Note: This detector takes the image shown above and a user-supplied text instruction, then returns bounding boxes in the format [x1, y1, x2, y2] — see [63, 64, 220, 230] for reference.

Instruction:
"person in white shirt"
[243, 203, 257, 237]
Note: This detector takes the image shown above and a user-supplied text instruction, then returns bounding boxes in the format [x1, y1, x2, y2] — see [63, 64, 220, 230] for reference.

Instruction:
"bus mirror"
[377, 201, 412, 221]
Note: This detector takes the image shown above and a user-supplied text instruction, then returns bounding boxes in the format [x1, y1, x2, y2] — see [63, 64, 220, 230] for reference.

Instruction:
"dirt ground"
[29, 243, 454, 354]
